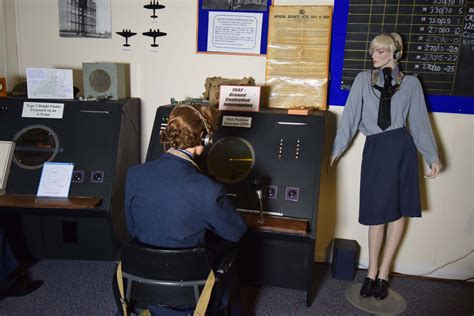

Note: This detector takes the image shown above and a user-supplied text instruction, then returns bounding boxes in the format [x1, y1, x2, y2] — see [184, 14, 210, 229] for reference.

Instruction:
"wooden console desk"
[240, 212, 309, 236]
[0, 195, 102, 210]
[238, 212, 315, 306]
[0, 194, 111, 260]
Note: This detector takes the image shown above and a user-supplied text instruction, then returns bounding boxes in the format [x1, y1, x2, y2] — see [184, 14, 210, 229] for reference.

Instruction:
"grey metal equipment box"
[82, 62, 130, 100]
[0, 97, 140, 260]
[147, 105, 326, 306]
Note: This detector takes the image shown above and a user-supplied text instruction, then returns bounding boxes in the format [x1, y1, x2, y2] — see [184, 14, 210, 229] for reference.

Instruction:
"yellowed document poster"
[266, 6, 332, 110]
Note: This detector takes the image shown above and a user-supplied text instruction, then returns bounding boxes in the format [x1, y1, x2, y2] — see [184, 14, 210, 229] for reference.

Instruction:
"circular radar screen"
[13, 125, 59, 170]
[207, 137, 255, 183]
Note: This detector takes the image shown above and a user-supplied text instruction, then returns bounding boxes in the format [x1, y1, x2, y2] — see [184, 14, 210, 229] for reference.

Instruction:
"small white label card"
[37, 162, 74, 198]
[219, 85, 261, 112]
[222, 115, 252, 128]
[22, 102, 65, 119]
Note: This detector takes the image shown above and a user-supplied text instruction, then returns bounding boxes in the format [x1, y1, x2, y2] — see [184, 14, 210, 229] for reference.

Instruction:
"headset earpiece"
[386, 33, 402, 60]
[201, 132, 212, 147]
[393, 49, 402, 60]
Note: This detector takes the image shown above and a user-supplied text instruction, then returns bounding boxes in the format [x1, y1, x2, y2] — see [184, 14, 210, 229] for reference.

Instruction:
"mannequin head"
[369, 33, 403, 69]
[160, 104, 217, 155]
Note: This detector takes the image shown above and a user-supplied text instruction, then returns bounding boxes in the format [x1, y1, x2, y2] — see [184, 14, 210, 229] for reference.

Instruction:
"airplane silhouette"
[116, 29, 137, 47]
[143, 29, 167, 47]
[144, 0, 165, 19]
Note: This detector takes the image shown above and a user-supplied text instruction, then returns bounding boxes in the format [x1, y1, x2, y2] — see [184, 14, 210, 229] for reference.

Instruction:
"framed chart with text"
[329, 0, 474, 114]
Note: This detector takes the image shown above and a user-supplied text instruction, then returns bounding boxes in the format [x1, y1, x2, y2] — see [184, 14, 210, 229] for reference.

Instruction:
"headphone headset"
[174, 104, 213, 147]
[385, 33, 402, 60]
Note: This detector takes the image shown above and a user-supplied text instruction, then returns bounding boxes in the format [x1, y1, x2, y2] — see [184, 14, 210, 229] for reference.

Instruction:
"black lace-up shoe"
[360, 277, 376, 297]
[374, 278, 389, 300]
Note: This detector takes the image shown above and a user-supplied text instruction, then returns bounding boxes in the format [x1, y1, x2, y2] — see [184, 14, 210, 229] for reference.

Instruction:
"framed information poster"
[266, 6, 333, 109]
[197, 0, 272, 55]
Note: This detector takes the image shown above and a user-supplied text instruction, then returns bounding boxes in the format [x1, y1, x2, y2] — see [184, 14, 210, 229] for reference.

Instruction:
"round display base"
[345, 282, 407, 315]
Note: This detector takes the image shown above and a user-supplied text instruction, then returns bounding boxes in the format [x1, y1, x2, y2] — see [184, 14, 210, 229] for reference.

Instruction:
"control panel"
[147, 105, 326, 231]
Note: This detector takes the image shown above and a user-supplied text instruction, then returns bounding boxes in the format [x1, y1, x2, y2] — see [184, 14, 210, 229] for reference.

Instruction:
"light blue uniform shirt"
[332, 67, 440, 166]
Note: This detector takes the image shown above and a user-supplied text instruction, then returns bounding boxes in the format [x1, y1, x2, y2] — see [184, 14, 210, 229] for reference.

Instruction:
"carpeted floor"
[0, 260, 472, 315]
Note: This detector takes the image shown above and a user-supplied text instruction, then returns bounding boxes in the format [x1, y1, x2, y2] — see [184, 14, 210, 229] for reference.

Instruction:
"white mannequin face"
[372, 47, 395, 69]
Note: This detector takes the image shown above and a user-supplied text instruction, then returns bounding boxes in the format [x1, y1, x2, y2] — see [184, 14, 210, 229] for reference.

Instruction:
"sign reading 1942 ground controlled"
[219, 85, 261, 112]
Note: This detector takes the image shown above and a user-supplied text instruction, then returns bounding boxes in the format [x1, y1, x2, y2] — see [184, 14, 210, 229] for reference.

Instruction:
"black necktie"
[374, 68, 395, 131]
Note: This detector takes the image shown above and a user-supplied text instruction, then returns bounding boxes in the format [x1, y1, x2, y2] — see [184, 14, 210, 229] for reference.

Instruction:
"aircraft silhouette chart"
[116, 29, 137, 47]
[143, 29, 167, 47]
[144, 0, 165, 19]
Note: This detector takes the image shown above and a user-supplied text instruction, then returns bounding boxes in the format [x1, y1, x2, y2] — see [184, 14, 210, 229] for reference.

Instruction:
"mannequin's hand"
[425, 162, 442, 179]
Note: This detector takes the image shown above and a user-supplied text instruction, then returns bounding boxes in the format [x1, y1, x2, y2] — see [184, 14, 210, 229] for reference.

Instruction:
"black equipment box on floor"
[332, 238, 359, 281]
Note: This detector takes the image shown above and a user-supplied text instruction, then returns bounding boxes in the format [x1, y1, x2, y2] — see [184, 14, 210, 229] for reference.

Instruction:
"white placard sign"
[222, 115, 252, 128]
[22, 102, 64, 119]
[37, 162, 74, 198]
[219, 85, 261, 112]
[207, 11, 263, 54]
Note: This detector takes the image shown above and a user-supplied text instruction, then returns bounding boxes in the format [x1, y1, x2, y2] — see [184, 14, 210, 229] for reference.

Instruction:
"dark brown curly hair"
[159, 104, 218, 149]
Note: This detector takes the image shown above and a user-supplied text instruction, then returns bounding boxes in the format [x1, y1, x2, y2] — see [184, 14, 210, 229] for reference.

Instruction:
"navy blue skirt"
[359, 128, 421, 225]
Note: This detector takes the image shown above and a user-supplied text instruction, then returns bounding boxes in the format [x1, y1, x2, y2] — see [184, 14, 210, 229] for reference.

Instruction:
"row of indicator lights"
[265, 185, 299, 202]
[72, 171, 104, 183]
[278, 138, 302, 159]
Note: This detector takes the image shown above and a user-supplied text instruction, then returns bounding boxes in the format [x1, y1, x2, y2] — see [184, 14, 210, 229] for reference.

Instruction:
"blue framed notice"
[197, 0, 272, 55]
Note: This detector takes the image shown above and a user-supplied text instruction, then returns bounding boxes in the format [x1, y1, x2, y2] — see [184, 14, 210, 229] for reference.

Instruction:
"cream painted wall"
[0, 0, 20, 91]
[0, 0, 5, 76]
[2, 0, 473, 280]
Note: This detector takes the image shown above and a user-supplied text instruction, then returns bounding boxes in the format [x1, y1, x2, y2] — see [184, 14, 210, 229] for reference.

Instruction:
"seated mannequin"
[123, 104, 247, 315]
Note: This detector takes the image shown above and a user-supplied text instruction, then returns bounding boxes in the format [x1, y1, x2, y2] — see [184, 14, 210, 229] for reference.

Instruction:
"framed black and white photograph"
[58, 0, 112, 38]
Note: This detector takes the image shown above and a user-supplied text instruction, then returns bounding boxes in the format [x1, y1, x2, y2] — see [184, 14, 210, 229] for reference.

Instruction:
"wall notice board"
[197, 0, 272, 55]
[329, 0, 474, 114]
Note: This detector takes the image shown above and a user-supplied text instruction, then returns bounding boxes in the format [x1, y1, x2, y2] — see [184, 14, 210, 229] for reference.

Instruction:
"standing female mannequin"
[330, 33, 441, 300]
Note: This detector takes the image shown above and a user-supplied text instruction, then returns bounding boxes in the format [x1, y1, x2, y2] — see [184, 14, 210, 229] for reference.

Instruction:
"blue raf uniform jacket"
[124, 152, 247, 248]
